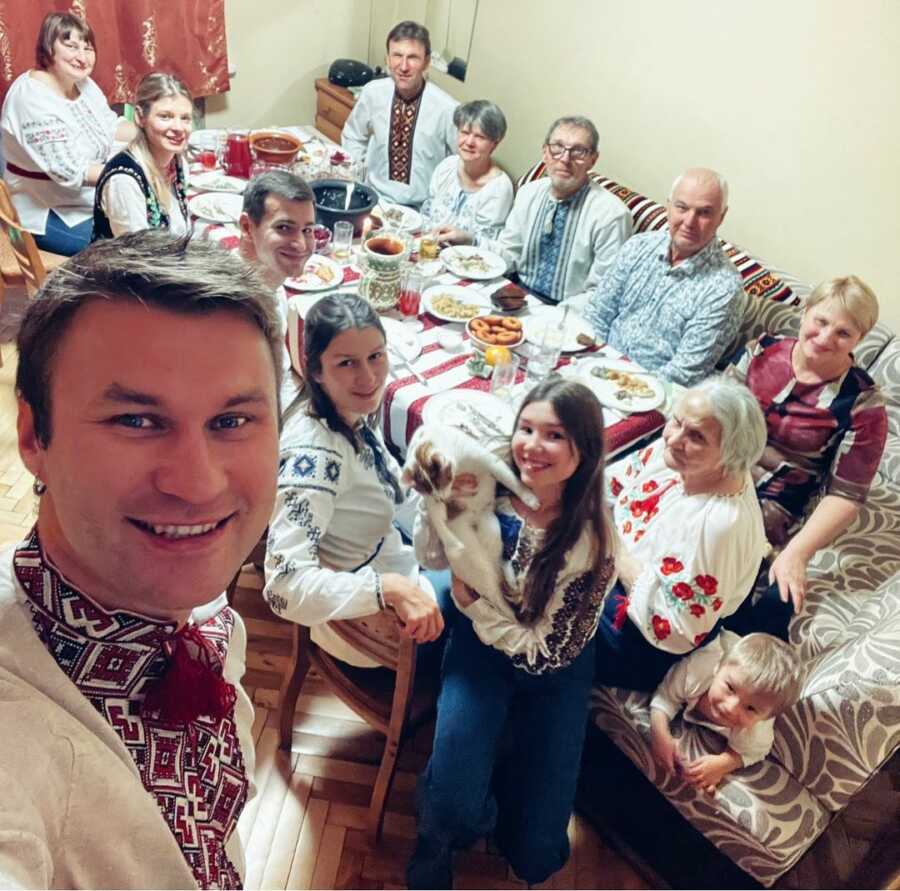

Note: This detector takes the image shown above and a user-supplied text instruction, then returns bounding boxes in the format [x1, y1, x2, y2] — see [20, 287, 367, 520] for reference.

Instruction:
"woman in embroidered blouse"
[263, 293, 443, 667]
[725, 276, 887, 630]
[408, 378, 616, 888]
[0, 13, 135, 254]
[598, 376, 769, 691]
[92, 73, 193, 241]
[422, 100, 514, 245]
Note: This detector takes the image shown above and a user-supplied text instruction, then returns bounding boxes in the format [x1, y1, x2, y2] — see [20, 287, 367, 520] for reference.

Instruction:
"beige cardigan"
[0, 545, 254, 889]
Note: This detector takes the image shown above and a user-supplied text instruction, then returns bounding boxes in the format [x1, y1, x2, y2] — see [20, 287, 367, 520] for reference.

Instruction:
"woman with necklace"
[423, 99, 514, 244]
[597, 375, 769, 690]
[92, 73, 193, 240]
[725, 276, 887, 635]
[0, 12, 135, 254]
[408, 377, 615, 888]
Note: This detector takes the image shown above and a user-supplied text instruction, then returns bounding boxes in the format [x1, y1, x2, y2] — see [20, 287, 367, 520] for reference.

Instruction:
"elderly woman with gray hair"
[424, 99, 514, 243]
[596, 375, 769, 690]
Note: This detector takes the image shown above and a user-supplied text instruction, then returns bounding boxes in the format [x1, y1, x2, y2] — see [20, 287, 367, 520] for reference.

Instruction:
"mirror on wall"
[368, 0, 479, 81]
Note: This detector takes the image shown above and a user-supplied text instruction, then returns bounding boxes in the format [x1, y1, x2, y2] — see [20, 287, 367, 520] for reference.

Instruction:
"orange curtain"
[0, 0, 229, 104]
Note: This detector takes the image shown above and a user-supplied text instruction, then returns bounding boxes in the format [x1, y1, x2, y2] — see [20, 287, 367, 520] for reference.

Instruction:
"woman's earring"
[33, 478, 47, 496]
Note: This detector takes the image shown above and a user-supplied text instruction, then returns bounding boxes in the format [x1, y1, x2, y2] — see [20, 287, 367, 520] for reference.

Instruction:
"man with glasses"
[342, 20, 457, 208]
[584, 167, 745, 386]
[443, 116, 631, 306]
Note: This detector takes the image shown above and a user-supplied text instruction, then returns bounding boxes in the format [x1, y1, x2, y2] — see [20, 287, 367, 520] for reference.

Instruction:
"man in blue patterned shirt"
[584, 167, 745, 386]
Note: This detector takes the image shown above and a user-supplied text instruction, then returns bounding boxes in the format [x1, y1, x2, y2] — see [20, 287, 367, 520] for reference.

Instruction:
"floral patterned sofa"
[512, 166, 900, 887]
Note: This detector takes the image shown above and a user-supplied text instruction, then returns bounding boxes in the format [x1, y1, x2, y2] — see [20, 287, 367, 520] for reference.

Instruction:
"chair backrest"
[0, 180, 48, 294]
[327, 610, 411, 672]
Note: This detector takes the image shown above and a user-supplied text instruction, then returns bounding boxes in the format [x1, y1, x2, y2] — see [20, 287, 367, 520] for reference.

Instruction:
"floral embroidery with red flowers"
[672, 582, 693, 601]
[642, 480, 658, 493]
[651, 615, 671, 641]
[634, 530, 644, 542]
[610, 478, 623, 496]
[689, 603, 705, 617]
[694, 574, 718, 595]
[693, 632, 707, 646]
[660, 557, 684, 575]
[712, 597, 723, 611]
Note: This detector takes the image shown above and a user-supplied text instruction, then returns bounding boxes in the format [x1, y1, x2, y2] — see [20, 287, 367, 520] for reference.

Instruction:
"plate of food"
[190, 171, 246, 194]
[577, 357, 665, 412]
[440, 246, 507, 281]
[373, 202, 422, 232]
[421, 389, 516, 436]
[422, 285, 489, 323]
[284, 255, 343, 291]
[188, 192, 244, 224]
[466, 314, 525, 352]
[521, 307, 593, 353]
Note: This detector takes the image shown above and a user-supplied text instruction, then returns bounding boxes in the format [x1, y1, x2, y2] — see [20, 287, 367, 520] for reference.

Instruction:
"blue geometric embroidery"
[292, 454, 316, 478]
[284, 491, 323, 559]
[325, 459, 341, 483]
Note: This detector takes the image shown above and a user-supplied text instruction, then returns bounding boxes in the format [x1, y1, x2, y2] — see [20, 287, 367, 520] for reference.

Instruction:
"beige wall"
[205, 0, 369, 129]
[211, 0, 899, 329]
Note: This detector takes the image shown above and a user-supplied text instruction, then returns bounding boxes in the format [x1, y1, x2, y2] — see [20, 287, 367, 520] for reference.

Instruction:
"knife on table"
[389, 346, 428, 386]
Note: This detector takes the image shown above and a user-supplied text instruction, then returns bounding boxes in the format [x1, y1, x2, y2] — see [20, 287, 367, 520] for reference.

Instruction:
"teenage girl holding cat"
[408, 377, 616, 888]
[263, 293, 444, 664]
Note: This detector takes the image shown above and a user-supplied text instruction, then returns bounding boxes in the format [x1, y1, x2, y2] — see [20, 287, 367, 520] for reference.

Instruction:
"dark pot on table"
[312, 179, 379, 236]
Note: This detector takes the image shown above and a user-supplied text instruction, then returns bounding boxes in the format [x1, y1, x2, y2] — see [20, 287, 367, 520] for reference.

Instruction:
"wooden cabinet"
[315, 78, 356, 143]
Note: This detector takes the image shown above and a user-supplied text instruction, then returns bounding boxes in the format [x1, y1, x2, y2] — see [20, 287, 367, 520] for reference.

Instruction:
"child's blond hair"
[721, 633, 803, 714]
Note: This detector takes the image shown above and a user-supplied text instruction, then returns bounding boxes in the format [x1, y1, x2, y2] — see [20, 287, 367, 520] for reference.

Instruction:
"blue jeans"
[416, 568, 452, 676]
[410, 606, 596, 886]
[34, 210, 92, 256]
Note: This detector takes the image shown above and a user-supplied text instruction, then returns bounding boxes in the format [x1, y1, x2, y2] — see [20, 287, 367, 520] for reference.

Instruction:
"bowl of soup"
[312, 178, 379, 235]
[249, 130, 303, 165]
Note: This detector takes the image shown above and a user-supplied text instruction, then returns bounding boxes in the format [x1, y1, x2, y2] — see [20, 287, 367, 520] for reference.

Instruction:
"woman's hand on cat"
[451, 473, 479, 496]
[381, 573, 445, 642]
[451, 574, 480, 608]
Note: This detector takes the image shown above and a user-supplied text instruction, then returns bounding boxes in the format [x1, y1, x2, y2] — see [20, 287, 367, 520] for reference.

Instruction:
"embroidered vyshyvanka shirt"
[608, 445, 768, 654]
[585, 229, 745, 385]
[483, 177, 632, 306]
[13, 530, 252, 889]
[0, 72, 118, 233]
[264, 410, 434, 667]
[726, 334, 887, 545]
[415, 495, 616, 675]
[342, 77, 457, 207]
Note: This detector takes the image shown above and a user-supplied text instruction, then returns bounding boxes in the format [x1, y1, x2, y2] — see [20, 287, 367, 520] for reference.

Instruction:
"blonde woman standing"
[93, 73, 193, 240]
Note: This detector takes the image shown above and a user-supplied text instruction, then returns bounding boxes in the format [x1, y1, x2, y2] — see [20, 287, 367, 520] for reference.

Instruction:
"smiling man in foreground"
[1, 231, 282, 888]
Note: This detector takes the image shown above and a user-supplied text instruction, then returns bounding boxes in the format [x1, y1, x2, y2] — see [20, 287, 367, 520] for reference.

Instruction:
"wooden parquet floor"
[0, 337, 649, 890]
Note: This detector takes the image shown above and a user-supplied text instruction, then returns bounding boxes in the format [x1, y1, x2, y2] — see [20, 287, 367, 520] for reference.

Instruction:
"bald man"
[584, 168, 745, 386]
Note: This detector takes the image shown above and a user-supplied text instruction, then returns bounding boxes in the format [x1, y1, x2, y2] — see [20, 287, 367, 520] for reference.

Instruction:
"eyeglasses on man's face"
[545, 142, 593, 162]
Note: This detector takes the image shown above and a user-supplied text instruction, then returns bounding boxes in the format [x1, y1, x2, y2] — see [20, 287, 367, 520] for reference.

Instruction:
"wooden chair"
[225, 532, 267, 606]
[278, 611, 437, 843]
[0, 180, 65, 296]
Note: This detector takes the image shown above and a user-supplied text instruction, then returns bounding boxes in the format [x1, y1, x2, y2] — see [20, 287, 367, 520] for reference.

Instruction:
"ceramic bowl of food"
[466, 314, 525, 352]
[312, 178, 379, 235]
[249, 130, 303, 165]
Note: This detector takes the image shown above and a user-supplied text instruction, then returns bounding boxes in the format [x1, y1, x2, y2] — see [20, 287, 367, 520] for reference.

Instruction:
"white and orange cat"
[402, 424, 539, 603]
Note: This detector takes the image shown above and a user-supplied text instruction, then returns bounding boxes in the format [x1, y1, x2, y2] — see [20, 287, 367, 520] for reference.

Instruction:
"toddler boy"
[649, 630, 802, 793]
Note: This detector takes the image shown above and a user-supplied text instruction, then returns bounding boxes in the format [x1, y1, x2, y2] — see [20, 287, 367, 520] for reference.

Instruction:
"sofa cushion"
[773, 586, 900, 811]
[589, 686, 832, 887]
[515, 163, 799, 304]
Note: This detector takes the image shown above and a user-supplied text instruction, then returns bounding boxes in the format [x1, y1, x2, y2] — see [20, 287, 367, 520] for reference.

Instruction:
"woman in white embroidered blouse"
[93, 73, 193, 240]
[597, 375, 769, 691]
[422, 100, 514, 245]
[263, 293, 443, 668]
[0, 13, 135, 254]
[408, 378, 616, 888]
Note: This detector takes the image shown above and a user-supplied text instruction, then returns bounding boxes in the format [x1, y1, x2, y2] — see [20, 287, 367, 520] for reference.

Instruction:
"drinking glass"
[490, 352, 521, 400]
[527, 321, 564, 380]
[332, 220, 353, 261]
[398, 267, 424, 330]
[198, 149, 217, 170]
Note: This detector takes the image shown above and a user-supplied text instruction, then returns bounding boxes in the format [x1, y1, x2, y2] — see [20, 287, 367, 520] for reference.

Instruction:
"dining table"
[185, 125, 670, 461]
